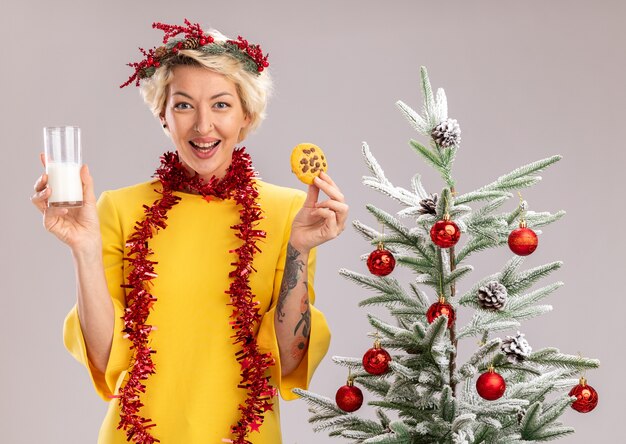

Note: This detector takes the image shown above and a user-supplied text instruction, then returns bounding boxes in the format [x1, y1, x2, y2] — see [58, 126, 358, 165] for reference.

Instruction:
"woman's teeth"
[191, 140, 220, 151]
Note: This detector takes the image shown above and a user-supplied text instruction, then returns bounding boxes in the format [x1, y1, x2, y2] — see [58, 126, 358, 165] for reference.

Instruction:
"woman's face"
[161, 65, 250, 181]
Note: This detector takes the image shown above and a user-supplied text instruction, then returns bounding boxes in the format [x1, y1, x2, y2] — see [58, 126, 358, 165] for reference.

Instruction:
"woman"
[31, 20, 348, 444]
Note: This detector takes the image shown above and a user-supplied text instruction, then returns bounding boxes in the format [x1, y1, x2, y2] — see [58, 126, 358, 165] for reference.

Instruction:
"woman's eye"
[174, 102, 192, 110]
[214, 102, 230, 110]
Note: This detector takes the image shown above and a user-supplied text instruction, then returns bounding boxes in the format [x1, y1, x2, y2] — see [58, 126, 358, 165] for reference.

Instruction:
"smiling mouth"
[190, 140, 220, 153]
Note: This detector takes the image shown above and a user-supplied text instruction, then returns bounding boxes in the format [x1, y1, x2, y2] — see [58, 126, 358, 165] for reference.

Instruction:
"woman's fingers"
[310, 172, 349, 239]
[303, 183, 320, 208]
[313, 174, 345, 203]
[33, 173, 48, 192]
[31, 174, 50, 213]
[311, 207, 339, 237]
[81, 165, 96, 205]
[315, 199, 349, 231]
[319, 171, 338, 188]
[32, 153, 49, 213]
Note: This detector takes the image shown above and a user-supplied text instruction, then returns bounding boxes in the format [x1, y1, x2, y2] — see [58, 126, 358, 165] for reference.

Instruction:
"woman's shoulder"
[254, 180, 305, 226]
[254, 179, 305, 204]
[98, 180, 161, 210]
[254, 180, 307, 215]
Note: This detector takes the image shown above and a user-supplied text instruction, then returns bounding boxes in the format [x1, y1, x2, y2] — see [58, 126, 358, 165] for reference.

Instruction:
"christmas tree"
[294, 67, 600, 443]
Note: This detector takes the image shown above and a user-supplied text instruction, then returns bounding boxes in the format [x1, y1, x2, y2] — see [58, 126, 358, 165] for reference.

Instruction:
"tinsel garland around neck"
[114, 148, 277, 444]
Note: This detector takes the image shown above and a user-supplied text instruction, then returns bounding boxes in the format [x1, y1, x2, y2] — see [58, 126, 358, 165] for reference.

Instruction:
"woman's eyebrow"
[210, 92, 233, 100]
[171, 91, 233, 100]
[172, 91, 194, 100]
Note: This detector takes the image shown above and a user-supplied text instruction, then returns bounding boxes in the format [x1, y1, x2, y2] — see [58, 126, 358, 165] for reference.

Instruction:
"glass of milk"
[43, 126, 83, 207]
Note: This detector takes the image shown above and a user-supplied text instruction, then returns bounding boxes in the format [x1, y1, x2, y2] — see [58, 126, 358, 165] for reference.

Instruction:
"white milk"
[47, 162, 83, 206]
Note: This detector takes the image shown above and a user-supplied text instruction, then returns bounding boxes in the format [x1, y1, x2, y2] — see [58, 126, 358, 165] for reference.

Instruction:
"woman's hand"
[289, 171, 349, 253]
[31, 153, 102, 254]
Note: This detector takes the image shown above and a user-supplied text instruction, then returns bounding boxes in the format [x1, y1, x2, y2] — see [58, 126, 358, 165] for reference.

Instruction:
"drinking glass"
[43, 126, 83, 207]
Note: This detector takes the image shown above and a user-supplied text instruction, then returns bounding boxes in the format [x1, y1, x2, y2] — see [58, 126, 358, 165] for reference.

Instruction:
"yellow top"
[63, 179, 331, 443]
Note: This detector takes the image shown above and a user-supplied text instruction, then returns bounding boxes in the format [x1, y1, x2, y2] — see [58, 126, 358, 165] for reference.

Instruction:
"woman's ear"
[238, 113, 251, 140]
[237, 114, 252, 143]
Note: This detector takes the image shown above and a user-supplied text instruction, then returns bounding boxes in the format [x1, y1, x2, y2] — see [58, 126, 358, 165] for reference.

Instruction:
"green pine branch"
[527, 348, 600, 371]
[362, 142, 421, 208]
[339, 269, 405, 297]
[292, 389, 344, 415]
[455, 189, 511, 205]
[505, 262, 563, 295]
[520, 396, 575, 441]
[357, 377, 392, 398]
[359, 205, 437, 263]
[458, 314, 521, 340]
[477, 156, 562, 193]
[453, 338, 502, 384]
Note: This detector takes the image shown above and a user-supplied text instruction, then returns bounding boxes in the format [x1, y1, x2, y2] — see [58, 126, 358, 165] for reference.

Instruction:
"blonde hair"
[140, 29, 273, 141]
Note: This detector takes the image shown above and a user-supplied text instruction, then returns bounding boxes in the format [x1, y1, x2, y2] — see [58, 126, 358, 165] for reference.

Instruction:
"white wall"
[3, 1, 624, 442]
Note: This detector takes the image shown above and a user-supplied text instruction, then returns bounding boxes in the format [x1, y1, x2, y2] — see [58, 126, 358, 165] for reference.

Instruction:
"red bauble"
[426, 300, 456, 328]
[476, 369, 506, 400]
[508, 226, 538, 256]
[569, 378, 599, 413]
[362, 343, 392, 375]
[335, 382, 363, 412]
[367, 246, 396, 276]
[430, 218, 461, 248]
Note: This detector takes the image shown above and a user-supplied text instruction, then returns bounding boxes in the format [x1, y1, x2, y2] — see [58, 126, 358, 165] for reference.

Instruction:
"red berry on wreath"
[508, 220, 538, 256]
[335, 378, 363, 412]
[476, 367, 506, 400]
[426, 296, 456, 328]
[430, 214, 461, 248]
[367, 243, 396, 276]
[362, 338, 392, 375]
[569, 377, 598, 413]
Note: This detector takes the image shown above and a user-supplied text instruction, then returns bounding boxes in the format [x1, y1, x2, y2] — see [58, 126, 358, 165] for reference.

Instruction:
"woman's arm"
[32, 162, 114, 374]
[274, 242, 311, 376]
[276, 171, 348, 376]
[72, 245, 115, 375]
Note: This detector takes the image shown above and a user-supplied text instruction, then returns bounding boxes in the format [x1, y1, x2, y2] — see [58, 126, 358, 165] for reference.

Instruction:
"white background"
[2, 1, 624, 442]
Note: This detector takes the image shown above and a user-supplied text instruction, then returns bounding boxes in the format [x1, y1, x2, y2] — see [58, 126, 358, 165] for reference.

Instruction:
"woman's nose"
[194, 111, 214, 134]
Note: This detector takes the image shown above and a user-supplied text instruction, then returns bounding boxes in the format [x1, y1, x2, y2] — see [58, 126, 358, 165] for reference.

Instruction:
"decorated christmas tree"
[294, 67, 600, 443]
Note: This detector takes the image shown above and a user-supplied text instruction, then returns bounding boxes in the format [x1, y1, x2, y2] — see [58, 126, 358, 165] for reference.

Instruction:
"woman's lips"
[189, 139, 221, 159]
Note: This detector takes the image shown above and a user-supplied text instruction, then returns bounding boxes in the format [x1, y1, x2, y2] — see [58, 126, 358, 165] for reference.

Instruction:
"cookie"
[290, 143, 328, 185]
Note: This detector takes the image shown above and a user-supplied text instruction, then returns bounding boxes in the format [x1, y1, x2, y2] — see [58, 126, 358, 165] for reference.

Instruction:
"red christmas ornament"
[569, 377, 599, 413]
[430, 215, 461, 248]
[426, 297, 456, 328]
[335, 379, 364, 412]
[508, 220, 538, 256]
[367, 243, 396, 276]
[362, 339, 392, 375]
[476, 367, 506, 400]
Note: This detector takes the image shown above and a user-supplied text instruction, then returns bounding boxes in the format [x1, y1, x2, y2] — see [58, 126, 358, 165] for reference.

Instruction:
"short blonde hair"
[140, 29, 273, 141]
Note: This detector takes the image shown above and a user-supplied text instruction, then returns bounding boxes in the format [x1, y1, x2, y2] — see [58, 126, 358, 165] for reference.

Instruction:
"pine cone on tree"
[501, 332, 532, 364]
[417, 193, 438, 215]
[477, 281, 507, 310]
[452, 431, 471, 444]
[517, 408, 526, 425]
[431, 118, 461, 148]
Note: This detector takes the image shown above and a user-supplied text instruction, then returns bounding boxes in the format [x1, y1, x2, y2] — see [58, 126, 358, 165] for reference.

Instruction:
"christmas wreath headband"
[121, 19, 270, 88]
